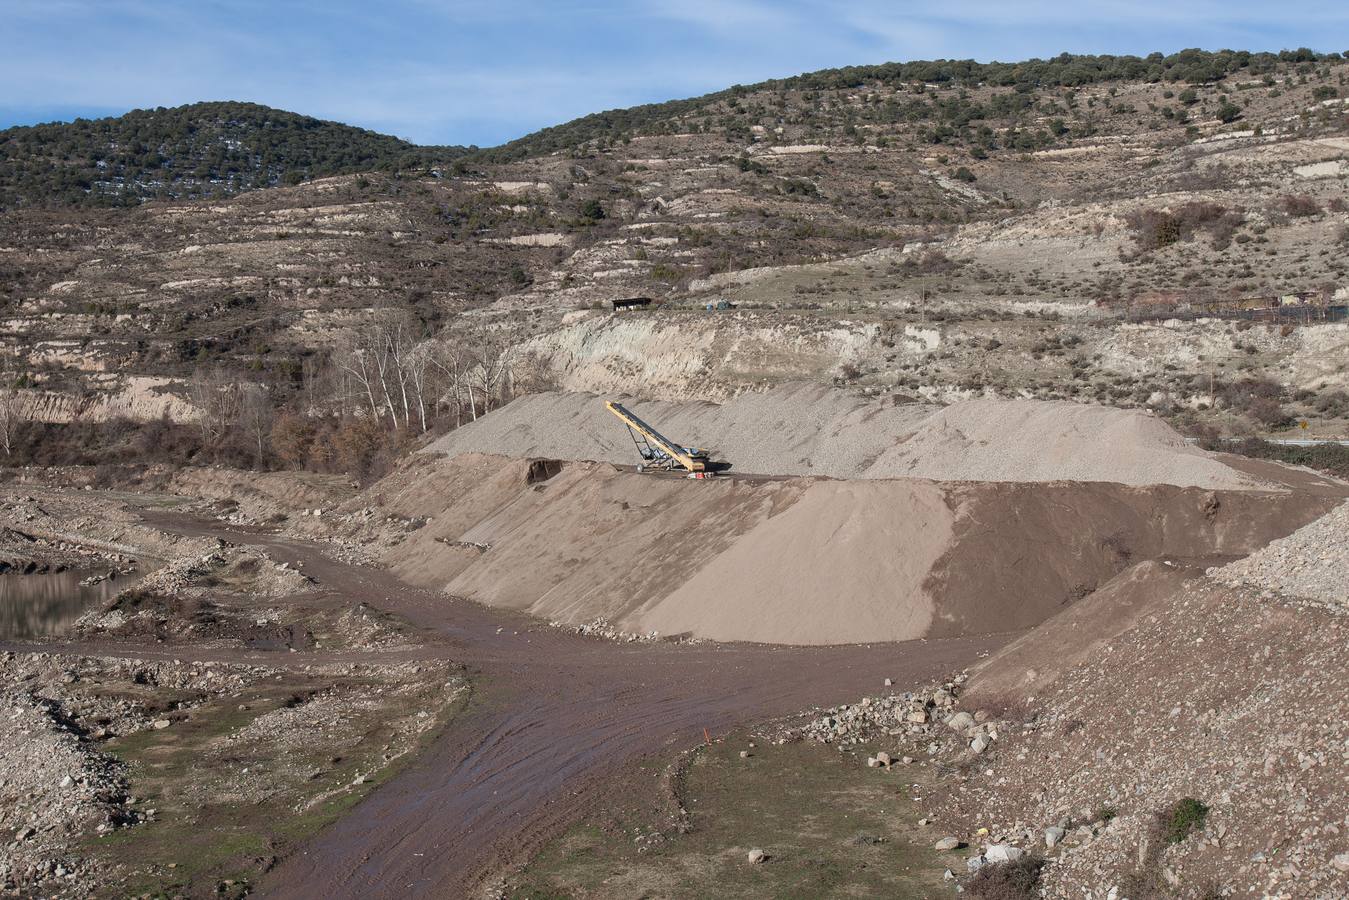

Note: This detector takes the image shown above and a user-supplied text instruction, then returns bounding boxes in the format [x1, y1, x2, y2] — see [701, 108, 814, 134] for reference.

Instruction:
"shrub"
[953, 166, 977, 182]
[1159, 797, 1209, 844]
[578, 198, 606, 220]
[1229, 438, 1349, 479]
[1216, 101, 1242, 123]
[1126, 209, 1181, 251]
[1280, 194, 1321, 217]
[966, 855, 1045, 899]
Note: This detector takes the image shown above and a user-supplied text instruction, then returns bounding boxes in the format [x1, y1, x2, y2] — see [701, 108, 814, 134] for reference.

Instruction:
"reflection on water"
[0, 571, 123, 640]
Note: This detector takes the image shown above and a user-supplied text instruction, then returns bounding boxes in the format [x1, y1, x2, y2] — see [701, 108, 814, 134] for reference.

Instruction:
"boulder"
[945, 711, 975, 732]
[934, 836, 961, 851]
[985, 844, 1025, 863]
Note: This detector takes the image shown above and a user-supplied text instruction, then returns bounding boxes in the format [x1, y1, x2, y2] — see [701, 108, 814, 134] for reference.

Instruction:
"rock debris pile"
[1214, 500, 1349, 611]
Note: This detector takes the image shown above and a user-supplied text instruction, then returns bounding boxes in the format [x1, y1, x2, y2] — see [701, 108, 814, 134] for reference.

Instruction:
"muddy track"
[120, 512, 1009, 898]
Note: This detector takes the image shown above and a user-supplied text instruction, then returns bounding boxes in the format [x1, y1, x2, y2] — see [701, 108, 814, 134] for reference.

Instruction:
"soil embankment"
[360, 453, 1337, 644]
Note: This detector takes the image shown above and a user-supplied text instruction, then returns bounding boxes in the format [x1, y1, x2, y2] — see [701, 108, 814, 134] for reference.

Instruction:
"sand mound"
[426, 383, 937, 480]
[862, 398, 1252, 488]
[427, 386, 1256, 489]
[358, 454, 1331, 645]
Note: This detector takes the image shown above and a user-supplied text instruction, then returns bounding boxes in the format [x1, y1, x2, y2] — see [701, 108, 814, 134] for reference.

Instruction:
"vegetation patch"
[1159, 797, 1209, 845]
[965, 855, 1045, 899]
[507, 732, 951, 899]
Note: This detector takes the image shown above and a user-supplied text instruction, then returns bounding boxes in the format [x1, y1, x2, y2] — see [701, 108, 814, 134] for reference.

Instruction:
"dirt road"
[127, 512, 1008, 898]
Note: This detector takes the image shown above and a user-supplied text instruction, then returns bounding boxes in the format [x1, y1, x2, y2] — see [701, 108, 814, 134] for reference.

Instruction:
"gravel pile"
[426, 385, 1257, 488]
[0, 690, 129, 896]
[933, 578, 1349, 897]
[1213, 501, 1349, 609]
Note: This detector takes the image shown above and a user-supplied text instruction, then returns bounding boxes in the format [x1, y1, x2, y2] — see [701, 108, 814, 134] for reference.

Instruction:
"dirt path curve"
[137, 512, 1009, 898]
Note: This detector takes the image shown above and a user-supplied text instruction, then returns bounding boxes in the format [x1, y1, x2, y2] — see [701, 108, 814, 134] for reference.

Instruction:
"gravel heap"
[0, 689, 130, 896]
[1213, 501, 1349, 610]
[426, 385, 1258, 488]
[934, 578, 1349, 897]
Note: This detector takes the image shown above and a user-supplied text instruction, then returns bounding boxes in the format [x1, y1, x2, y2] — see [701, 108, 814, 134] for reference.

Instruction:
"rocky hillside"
[0, 50, 1346, 471]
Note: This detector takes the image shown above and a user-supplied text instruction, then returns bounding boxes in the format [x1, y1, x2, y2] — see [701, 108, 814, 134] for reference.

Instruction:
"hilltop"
[3, 49, 1341, 210]
[0, 101, 468, 208]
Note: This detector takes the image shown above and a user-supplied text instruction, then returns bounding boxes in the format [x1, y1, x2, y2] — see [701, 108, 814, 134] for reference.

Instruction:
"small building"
[612, 297, 654, 312]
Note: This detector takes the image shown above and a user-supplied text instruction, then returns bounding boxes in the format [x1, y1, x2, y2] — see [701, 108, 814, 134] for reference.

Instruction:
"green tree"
[579, 198, 606, 220]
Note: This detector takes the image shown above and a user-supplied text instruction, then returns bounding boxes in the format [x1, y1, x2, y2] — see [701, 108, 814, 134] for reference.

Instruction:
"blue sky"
[2, 1, 1347, 146]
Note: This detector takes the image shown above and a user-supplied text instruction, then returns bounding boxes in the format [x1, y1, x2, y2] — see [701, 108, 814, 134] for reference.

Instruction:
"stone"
[747, 847, 766, 864]
[1044, 826, 1066, 848]
[985, 844, 1025, 863]
[875, 751, 891, 767]
[1332, 852, 1349, 873]
[907, 709, 929, 724]
[739, 750, 750, 759]
[866, 756, 881, 768]
[152, 719, 171, 729]
[934, 836, 961, 851]
[946, 711, 975, 731]
[884, 678, 893, 687]
[970, 734, 990, 754]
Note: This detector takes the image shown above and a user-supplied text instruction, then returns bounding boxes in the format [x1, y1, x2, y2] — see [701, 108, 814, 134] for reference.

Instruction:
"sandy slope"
[426, 385, 1258, 489]
[355, 454, 1333, 645]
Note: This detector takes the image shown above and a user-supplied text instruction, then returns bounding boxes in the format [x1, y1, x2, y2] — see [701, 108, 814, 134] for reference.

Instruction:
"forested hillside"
[0, 101, 467, 208]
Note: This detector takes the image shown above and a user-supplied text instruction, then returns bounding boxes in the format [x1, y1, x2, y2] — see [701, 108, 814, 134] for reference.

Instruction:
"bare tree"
[238, 383, 274, 464]
[428, 337, 475, 426]
[0, 389, 33, 457]
[189, 368, 244, 447]
[405, 340, 435, 433]
[333, 342, 384, 425]
[473, 328, 514, 416]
